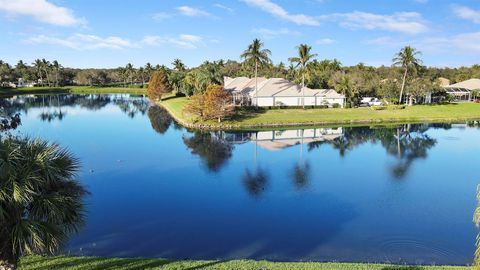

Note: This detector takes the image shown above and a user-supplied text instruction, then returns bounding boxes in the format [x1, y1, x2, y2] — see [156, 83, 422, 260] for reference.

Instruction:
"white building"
[224, 77, 345, 108]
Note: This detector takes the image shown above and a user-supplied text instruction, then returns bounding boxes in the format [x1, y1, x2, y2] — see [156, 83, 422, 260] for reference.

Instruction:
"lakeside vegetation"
[0, 86, 146, 96]
[19, 256, 470, 270]
[161, 96, 480, 129]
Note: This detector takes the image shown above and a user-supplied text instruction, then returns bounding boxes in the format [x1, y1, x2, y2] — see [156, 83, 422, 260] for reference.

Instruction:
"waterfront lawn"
[19, 256, 469, 270]
[161, 97, 480, 128]
[0, 86, 146, 96]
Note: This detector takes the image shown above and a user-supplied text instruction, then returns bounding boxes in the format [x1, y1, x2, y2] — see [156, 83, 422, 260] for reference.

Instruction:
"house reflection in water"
[224, 128, 343, 151]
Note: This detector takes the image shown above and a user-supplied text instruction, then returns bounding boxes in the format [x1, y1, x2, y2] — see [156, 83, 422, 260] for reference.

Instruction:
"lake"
[4, 94, 480, 265]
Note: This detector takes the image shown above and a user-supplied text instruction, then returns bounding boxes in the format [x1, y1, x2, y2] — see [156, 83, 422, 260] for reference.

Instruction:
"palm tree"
[393, 46, 422, 104]
[32, 59, 43, 84]
[0, 137, 87, 270]
[172, 59, 186, 72]
[52, 60, 62, 87]
[144, 62, 154, 82]
[289, 44, 317, 108]
[125, 63, 134, 84]
[137, 67, 145, 85]
[335, 75, 353, 105]
[41, 59, 51, 86]
[240, 39, 271, 107]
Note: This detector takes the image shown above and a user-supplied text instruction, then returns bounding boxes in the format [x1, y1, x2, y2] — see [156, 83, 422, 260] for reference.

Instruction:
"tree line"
[1, 41, 479, 103]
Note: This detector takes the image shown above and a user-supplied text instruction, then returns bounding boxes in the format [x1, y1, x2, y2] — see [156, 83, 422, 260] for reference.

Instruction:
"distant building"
[444, 78, 480, 101]
[224, 77, 345, 108]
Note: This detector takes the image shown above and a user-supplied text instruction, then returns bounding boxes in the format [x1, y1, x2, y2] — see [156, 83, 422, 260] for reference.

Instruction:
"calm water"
[3, 94, 480, 265]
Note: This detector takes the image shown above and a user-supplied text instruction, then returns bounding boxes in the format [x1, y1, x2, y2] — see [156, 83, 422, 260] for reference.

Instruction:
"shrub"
[332, 103, 341, 108]
[345, 102, 352, 109]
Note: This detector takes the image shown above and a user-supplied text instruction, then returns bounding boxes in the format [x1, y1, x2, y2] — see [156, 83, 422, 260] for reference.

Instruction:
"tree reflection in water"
[2, 94, 150, 122]
[147, 105, 172, 134]
[290, 161, 311, 191]
[242, 167, 269, 198]
[308, 124, 437, 179]
[183, 131, 234, 173]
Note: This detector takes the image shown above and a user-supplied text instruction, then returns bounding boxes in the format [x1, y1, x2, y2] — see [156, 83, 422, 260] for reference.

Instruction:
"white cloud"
[25, 34, 136, 50]
[316, 38, 335, 45]
[213, 3, 234, 13]
[321, 11, 428, 34]
[177, 6, 211, 17]
[142, 34, 204, 49]
[0, 0, 84, 26]
[366, 32, 480, 54]
[252, 28, 300, 38]
[241, 0, 320, 26]
[452, 5, 480, 24]
[152, 12, 172, 21]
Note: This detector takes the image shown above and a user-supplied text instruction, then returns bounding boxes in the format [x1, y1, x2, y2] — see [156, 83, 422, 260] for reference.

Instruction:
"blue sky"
[0, 0, 479, 68]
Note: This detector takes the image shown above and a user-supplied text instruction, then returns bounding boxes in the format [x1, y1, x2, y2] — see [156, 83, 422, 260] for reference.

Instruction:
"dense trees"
[147, 69, 172, 101]
[1, 42, 479, 105]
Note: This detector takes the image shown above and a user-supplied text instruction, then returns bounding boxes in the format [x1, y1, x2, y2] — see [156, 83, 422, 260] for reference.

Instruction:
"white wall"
[253, 96, 344, 107]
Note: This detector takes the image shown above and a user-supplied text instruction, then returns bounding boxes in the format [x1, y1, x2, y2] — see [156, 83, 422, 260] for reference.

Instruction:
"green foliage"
[332, 103, 341, 108]
[0, 138, 87, 268]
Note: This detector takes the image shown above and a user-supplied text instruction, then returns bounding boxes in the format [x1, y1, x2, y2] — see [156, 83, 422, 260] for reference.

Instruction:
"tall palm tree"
[393, 46, 422, 104]
[32, 59, 43, 84]
[41, 59, 51, 86]
[144, 62, 154, 82]
[52, 60, 62, 87]
[288, 44, 317, 108]
[240, 39, 271, 107]
[172, 59, 186, 72]
[125, 63, 134, 84]
[0, 137, 87, 270]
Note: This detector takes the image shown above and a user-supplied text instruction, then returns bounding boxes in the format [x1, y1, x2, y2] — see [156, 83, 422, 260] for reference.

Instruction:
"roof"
[437, 77, 451, 87]
[445, 79, 480, 91]
[224, 77, 345, 99]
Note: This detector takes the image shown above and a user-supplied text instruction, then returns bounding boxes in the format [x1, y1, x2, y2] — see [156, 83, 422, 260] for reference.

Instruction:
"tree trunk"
[399, 67, 408, 104]
[301, 70, 305, 109]
[255, 61, 258, 108]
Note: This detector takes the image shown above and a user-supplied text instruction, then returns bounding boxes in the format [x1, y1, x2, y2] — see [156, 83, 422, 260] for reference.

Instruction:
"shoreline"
[3, 88, 480, 130]
[159, 96, 480, 131]
[20, 256, 471, 270]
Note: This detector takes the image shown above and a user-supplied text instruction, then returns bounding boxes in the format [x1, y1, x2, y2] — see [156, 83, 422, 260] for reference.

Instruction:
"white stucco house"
[224, 77, 346, 108]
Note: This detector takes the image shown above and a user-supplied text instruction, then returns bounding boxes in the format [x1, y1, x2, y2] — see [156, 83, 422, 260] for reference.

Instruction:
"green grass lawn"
[160, 97, 480, 129]
[0, 86, 146, 96]
[19, 256, 470, 270]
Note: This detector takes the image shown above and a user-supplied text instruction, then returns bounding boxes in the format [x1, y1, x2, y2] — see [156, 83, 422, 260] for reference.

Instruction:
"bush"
[345, 102, 352, 109]
[332, 103, 341, 108]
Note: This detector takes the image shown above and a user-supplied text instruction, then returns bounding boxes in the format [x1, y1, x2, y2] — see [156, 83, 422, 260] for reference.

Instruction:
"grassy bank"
[0, 86, 146, 96]
[160, 97, 480, 130]
[19, 256, 470, 270]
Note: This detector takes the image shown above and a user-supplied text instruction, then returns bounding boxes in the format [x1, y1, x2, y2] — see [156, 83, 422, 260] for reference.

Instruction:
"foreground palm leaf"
[0, 137, 87, 270]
